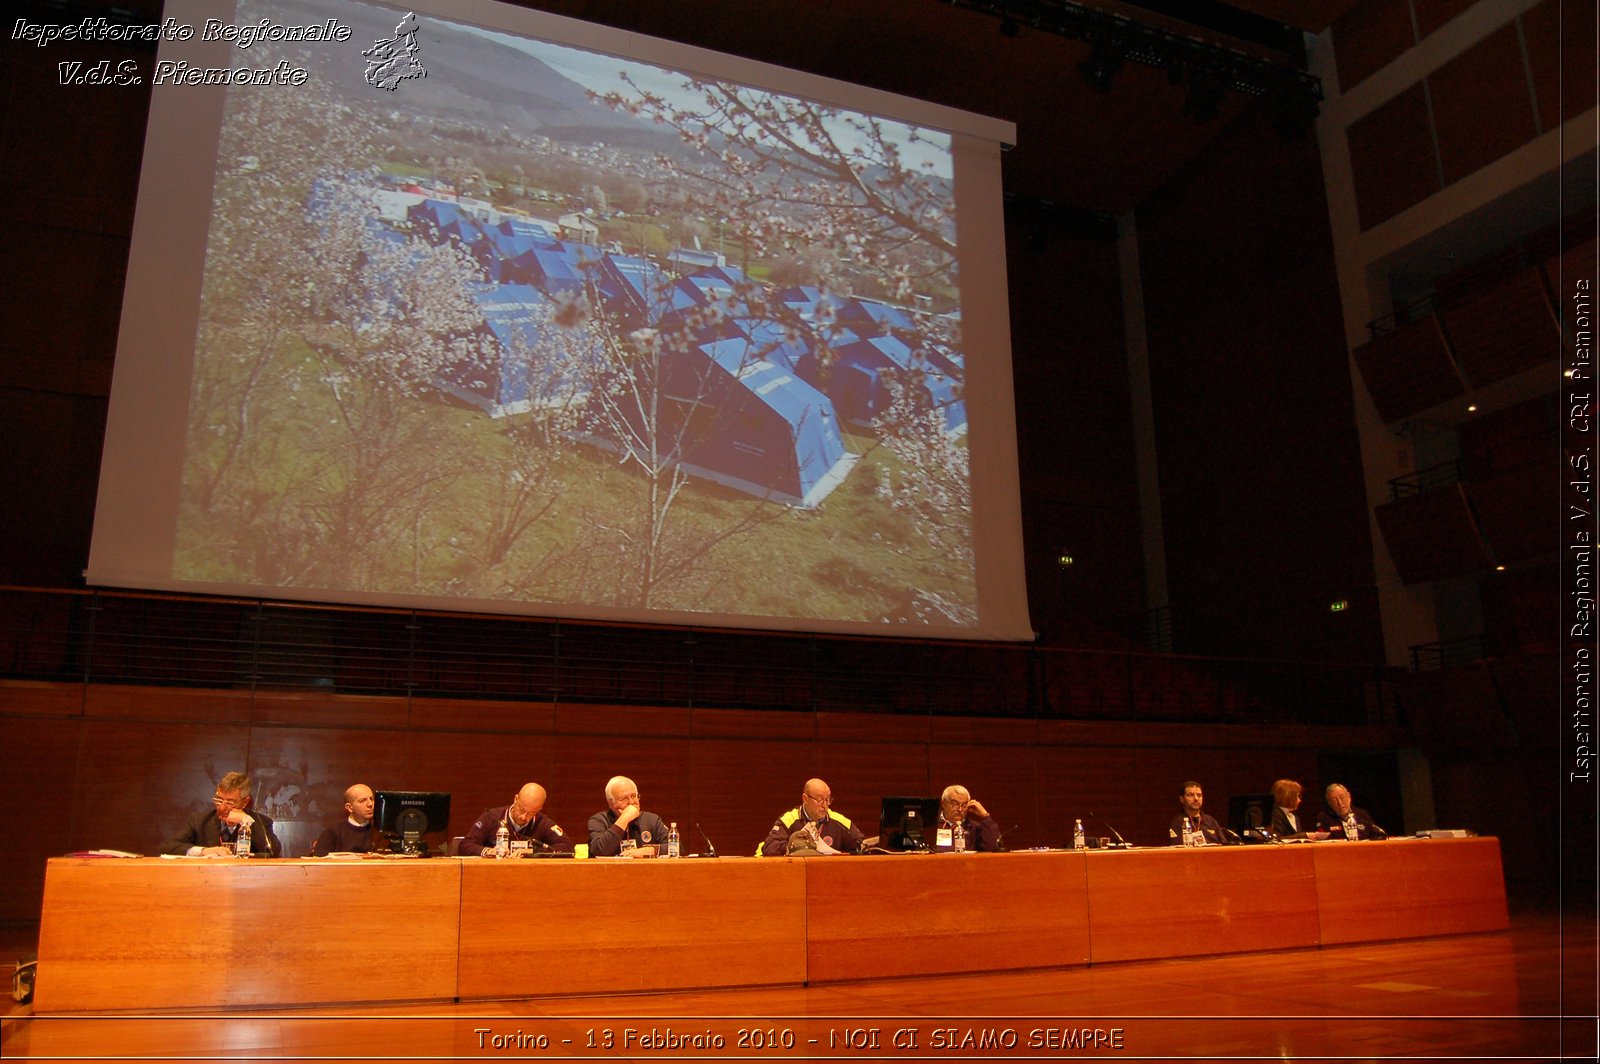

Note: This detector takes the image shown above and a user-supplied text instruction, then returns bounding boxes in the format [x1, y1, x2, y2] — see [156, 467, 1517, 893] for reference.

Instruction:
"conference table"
[33, 837, 1508, 1012]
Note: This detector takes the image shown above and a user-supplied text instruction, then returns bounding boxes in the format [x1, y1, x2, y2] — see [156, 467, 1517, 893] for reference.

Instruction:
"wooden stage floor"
[2, 909, 1595, 1061]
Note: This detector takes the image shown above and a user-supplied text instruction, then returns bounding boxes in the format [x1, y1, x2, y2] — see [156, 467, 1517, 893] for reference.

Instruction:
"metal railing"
[0, 586, 1396, 727]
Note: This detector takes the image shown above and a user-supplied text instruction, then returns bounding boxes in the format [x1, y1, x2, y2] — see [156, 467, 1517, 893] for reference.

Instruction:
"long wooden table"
[34, 838, 1508, 1012]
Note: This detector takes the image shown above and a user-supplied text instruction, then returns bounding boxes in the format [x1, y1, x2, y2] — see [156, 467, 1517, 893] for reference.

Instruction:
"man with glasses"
[462, 782, 574, 856]
[937, 784, 1001, 851]
[1315, 783, 1387, 840]
[759, 778, 864, 856]
[161, 770, 281, 857]
[587, 776, 670, 857]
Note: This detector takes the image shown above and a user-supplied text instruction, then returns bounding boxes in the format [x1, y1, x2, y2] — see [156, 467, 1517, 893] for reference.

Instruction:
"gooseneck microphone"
[1086, 812, 1130, 848]
[994, 824, 1021, 851]
[695, 822, 718, 858]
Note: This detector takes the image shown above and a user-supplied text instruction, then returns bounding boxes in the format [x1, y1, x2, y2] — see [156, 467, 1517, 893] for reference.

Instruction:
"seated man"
[588, 775, 670, 857]
[310, 783, 376, 855]
[759, 778, 863, 856]
[937, 784, 1001, 851]
[1314, 783, 1387, 840]
[161, 770, 280, 857]
[1168, 780, 1231, 845]
[462, 782, 574, 856]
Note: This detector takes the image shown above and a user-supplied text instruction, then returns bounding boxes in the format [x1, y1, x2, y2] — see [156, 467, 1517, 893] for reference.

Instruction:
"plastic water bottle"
[494, 820, 510, 858]
[1184, 817, 1202, 847]
[665, 822, 681, 858]
[1073, 818, 1086, 850]
[953, 820, 966, 853]
[1343, 813, 1359, 841]
[233, 821, 251, 859]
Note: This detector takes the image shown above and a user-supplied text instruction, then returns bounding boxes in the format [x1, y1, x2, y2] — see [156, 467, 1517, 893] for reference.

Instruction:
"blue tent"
[837, 295, 916, 336]
[441, 284, 596, 417]
[798, 333, 966, 435]
[644, 337, 853, 508]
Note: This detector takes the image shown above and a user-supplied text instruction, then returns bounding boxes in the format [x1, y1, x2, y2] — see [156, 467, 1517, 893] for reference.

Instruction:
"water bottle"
[665, 821, 681, 858]
[953, 820, 965, 853]
[1073, 818, 1086, 850]
[233, 820, 251, 859]
[1184, 817, 1201, 847]
[494, 820, 510, 859]
[1343, 813, 1358, 841]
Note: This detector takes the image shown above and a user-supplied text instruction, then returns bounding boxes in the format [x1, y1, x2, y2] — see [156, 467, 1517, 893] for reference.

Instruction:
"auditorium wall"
[0, 679, 1407, 923]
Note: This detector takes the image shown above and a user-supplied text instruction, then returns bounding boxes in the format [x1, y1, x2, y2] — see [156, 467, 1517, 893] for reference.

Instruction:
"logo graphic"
[363, 12, 425, 91]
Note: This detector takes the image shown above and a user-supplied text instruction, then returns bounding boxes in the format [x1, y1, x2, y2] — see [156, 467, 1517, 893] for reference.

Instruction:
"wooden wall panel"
[1348, 85, 1440, 231]
[0, 680, 82, 716]
[925, 738, 1039, 849]
[689, 706, 816, 740]
[251, 691, 409, 729]
[689, 737, 814, 857]
[0, 717, 82, 920]
[244, 726, 409, 858]
[547, 735, 693, 847]
[1037, 743, 1139, 850]
[555, 701, 691, 737]
[73, 720, 253, 856]
[407, 695, 556, 734]
[815, 739, 933, 834]
[1428, 24, 1540, 186]
[85, 684, 252, 723]
[1, 683, 1404, 920]
[402, 729, 558, 840]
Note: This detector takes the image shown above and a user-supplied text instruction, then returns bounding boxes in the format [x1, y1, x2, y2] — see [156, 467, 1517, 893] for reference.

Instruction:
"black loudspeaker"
[1230, 794, 1272, 836]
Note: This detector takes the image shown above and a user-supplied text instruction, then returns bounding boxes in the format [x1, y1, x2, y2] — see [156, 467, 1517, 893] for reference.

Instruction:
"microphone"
[993, 823, 1021, 851]
[695, 822, 719, 858]
[1086, 812, 1130, 849]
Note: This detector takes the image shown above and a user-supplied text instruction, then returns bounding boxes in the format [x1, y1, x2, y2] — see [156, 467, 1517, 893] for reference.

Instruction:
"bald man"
[759, 778, 864, 856]
[310, 783, 376, 855]
[587, 776, 671, 857]
[463, 782, 573, 856]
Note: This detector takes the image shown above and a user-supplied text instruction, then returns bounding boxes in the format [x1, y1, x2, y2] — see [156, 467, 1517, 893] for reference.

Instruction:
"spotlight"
[1078, 37, 1123, 93]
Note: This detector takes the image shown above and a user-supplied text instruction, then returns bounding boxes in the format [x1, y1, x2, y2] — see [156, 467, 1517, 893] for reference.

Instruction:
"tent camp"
[640, 336, 855, 509]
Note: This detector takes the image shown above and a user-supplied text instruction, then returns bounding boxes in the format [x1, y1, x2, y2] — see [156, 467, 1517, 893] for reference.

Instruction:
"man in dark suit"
[1315, 783, 1387, 840]
[161, 770, 280, 857]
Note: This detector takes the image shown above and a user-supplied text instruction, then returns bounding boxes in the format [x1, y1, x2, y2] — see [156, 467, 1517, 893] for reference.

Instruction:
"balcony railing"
[0, 586, 1397, 727]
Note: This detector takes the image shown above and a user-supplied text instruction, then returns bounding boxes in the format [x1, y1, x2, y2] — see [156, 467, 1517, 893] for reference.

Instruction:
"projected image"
[178, 0, 972, 625]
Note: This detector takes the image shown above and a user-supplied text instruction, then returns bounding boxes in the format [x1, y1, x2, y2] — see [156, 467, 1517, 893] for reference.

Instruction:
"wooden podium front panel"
[34, 858, 461, 1011]
[1314, 837, 1509, 944]
[1084, 847, 1321, 963]
[803, 851, 1092, 983]
[456, 857, 806, 998]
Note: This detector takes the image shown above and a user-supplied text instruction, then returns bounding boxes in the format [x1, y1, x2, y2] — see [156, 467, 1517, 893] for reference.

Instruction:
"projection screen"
[88, 0, 1032, 641]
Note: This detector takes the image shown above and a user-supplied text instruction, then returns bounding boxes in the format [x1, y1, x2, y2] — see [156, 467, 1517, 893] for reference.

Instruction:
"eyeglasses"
[803, 793, 832, 806]
[612, 792, 639, 803]
[212, 794, 243, 809]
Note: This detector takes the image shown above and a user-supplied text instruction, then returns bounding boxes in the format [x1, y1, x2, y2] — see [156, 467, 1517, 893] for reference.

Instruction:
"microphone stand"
[1086, 812, 1132, 849]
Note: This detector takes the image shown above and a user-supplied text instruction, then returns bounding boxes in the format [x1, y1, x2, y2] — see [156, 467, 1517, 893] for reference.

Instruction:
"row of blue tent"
[359, 195, 966, 507]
